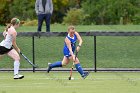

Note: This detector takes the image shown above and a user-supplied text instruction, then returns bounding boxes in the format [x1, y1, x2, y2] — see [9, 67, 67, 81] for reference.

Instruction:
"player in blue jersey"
[47, 26, 89, 79]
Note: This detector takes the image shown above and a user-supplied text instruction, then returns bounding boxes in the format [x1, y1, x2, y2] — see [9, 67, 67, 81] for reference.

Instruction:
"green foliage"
[0, 0, 139, 25]
[82, 0, 140, 25]
[9, 0, 36, 21]
[53, 0, 69, 11]
[51, 0, 81, 23]
[51, 0, 70, 23]
[113, 0, 140, 24]
[63, 8, 85, 25]
[0, 0, 11, 25]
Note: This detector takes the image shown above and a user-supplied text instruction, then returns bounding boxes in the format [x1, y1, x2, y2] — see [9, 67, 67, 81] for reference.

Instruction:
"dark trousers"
[37, 13, 51, 32]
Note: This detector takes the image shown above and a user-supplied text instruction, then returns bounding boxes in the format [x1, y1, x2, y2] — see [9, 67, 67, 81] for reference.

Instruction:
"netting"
[1, 32, 140, 71]
[0, 36, 33, 68]
[96, 36, 140, 68]
[0, 34, 94, 69]
[29, 36, 94, 68]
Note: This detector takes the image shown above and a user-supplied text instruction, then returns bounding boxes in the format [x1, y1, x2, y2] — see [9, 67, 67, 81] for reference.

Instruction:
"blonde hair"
[67, 25, 75, 32]
[5, 18, 20, 31]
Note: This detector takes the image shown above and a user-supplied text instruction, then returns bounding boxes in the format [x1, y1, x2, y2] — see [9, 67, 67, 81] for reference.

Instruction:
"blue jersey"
[63, 34, 77, 57]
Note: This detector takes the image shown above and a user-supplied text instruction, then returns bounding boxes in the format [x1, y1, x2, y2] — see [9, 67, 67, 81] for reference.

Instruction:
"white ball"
[71, 77, 74, 80]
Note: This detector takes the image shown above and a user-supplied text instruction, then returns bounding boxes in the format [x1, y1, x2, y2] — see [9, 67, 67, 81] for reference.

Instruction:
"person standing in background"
[35, 0, 53, 32]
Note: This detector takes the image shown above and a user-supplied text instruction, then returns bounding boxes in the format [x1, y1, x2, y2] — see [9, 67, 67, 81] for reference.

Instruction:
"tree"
[9, 0, 36, 20]
[0, 0, 11, 25]
[51, 0, 69, 23]
[52, 0, 84, 23]
[82, 0, 140, 24]
[63, 8, 85, 25]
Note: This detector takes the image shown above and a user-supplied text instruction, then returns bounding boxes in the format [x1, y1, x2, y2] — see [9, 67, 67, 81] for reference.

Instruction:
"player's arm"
[75, 31, 83, 52]
[12, 31, 20, 53]
[65, 37, 75, 59]
[3, 31, 6, 36]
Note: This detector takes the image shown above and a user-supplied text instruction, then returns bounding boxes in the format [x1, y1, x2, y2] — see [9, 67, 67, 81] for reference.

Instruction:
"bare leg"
[47, 56, 70, 73]
[7, 49, 20, 75]
[68, 55, 80, 64]
[62, 56, 70, 66]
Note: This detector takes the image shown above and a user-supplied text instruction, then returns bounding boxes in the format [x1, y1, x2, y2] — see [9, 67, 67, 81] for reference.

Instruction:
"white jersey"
[0, 26, 17, 49]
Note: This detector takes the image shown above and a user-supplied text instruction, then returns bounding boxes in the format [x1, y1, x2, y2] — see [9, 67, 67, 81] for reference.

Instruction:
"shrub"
[63, 8, 85, 25]
[22, 20, 38, 26]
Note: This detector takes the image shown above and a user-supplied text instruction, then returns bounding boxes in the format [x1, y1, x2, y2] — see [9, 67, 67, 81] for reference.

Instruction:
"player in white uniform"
[0, 18, 24, 79]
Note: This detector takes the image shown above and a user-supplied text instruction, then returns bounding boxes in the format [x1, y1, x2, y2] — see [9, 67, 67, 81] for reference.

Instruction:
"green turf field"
[0, 72, 140, 93]
[0, 24, 140, 32]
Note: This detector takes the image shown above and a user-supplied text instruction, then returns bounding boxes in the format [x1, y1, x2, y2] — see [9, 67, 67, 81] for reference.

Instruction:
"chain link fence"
[1, 32, 140, 72]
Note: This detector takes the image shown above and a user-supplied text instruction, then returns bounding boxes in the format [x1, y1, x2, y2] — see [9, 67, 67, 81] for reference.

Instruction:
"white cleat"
[47, 63, 52, 73]
[14, 74, 24, 79]
[48, 63, 52, 65]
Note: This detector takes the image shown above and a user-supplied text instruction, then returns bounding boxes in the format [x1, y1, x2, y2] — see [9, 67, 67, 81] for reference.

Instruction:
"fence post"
[32, 35, 35, 72]
[94, 36, 97, 72]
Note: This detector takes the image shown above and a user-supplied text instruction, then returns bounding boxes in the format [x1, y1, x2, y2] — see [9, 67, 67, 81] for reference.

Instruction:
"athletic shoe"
[14, 74, 24, 79]
[47, 63, 52, 73]
[82, 72, 89, 79]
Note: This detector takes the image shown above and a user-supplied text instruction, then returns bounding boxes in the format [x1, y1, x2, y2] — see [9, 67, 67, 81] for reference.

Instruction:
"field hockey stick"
[20, 52, 38, 68]
[68, 51, 78, 80]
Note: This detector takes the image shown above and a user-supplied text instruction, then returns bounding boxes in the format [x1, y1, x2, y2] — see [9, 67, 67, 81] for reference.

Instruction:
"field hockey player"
[47, 26, 89, 79]
[0, 18, 24, 79]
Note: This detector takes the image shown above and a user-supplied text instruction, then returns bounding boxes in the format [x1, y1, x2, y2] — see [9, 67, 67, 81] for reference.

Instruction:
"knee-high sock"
[50, 61, 62, 68]
[75, 63, 84, 76]
[14, 61, 20, 75]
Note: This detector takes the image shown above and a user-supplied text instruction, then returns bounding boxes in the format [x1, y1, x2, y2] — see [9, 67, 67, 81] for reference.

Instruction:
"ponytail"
[5, 18, 20, 32]
[5, 23, 12, 32]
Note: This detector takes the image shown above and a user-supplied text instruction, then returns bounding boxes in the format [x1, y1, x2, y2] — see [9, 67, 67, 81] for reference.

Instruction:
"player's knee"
[62, 62, 67, 66]
[75, 59, 80, 64]
[14, 56, 20, 61]
[62, 63, 66, 66]
[75, 61, 79, 64]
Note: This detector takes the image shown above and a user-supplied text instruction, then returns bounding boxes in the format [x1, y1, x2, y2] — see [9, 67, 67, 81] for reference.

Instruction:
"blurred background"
[0, 0, 140, 26]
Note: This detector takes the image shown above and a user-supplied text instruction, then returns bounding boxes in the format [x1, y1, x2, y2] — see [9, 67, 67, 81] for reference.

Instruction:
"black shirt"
[42, 0, 46, 11]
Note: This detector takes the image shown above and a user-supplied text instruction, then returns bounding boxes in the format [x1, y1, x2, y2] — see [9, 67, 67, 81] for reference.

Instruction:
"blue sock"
[75, 63, 84, 76]
[50, 61, 62, 68]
